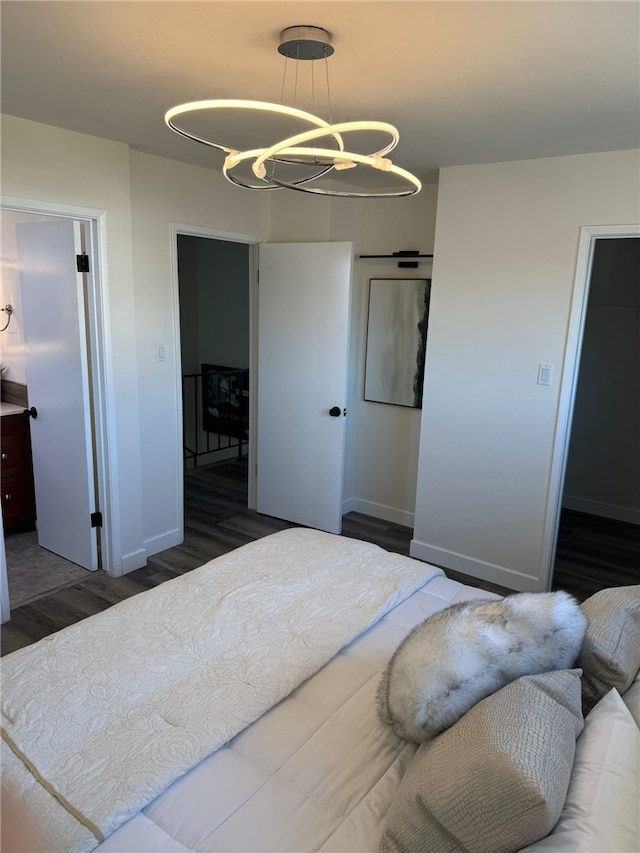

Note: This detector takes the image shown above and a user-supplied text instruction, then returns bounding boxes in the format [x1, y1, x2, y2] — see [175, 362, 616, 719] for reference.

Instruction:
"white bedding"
[1, 529, 445, 852]
[97, 573, 498, 852]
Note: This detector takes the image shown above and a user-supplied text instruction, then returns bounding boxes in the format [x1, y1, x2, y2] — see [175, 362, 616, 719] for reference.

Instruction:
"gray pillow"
[379, 669, 584, 853]
[578, 585, 640, 714]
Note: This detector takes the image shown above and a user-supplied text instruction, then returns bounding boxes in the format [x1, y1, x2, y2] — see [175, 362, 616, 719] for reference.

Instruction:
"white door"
[257, 242, 352, 534]
[16, 219, 98, 570]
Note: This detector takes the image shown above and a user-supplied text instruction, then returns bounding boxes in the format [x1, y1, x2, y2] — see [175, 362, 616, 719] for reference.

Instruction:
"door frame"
[1, 196, 117, 577]
[540, 223, 640, 590]
[170, 223, 263, 522]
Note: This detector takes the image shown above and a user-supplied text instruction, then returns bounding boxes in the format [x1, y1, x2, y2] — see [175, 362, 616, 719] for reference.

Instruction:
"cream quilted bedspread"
[1, 528, 441, 852]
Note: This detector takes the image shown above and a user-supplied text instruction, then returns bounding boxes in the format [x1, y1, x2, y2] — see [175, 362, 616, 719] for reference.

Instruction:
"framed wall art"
[364, 278, 431, 408]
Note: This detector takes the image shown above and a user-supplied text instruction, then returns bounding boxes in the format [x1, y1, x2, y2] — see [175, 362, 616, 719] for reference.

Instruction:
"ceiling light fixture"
[165, 26, 421, 198]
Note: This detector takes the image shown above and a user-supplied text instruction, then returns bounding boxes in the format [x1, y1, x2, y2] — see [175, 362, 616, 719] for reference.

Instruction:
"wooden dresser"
[1, 412, 36, 532]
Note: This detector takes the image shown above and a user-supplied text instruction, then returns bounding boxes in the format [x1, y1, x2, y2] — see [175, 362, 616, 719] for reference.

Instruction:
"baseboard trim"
[342, 497, 356, 515]
[115, 530, 181, 577]
[409, 539, 541, 592]
[120, 547, 148, 575]
[343, 498, 414, 528]
[143, 528, 182, 560]
[562, 495, 640, 526]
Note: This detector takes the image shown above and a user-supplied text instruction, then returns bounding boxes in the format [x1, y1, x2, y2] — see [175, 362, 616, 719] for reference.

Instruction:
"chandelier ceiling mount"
[277, 25, 334, 61]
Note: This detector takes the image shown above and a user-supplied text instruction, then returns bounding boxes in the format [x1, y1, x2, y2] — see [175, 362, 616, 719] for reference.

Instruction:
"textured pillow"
[379, 669, 584, 853]
[377, 591, 586, 742]
[622, 667, 640, 728]
[578, 585, 640, 714]
[519, 688, 640, 851]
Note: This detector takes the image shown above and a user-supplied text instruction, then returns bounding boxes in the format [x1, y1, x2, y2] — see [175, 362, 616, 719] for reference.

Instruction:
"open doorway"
[1, 203, 112, 618]
[552, 236, 640, 597]
[176, 233, 251, 501]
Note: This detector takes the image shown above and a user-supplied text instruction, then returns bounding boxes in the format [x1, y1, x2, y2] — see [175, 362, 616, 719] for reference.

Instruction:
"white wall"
[412, 149, 640, 591]
[268, 186, 439, 525]
[9, 116, 635, 589]
[350, 192, 438, 525]
[1, 113, 438, 577]
[0, 210, 52, 384]
[128, 155, 437, 548]
[128, 150, 268, 556]
[1, 115, 145, 573]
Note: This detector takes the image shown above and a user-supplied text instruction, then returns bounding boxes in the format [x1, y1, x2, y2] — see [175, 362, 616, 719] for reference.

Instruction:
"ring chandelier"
[165, 26, 421, 198]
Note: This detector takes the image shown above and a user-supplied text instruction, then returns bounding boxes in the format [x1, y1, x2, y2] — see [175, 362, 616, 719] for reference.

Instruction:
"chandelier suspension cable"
[324, 50, 333, 126]
[273, 51, 291, 182]
[292, 44, 300, 110]
[309, 45, 314, 116]
[277, 46, 303, 180]
[164, 24, 421, 198]
[309, 47, 317, 158]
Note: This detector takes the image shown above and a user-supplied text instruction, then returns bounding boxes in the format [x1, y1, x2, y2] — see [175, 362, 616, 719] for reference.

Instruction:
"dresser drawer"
[1, 473, 36, 522]
[1, 412, 29, 436]
[1, 432, 31, 477]
[1, 412, 36, 531]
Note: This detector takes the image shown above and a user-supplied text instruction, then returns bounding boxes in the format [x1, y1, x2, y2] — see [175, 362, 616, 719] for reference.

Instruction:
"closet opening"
[551, 236, 639, 597]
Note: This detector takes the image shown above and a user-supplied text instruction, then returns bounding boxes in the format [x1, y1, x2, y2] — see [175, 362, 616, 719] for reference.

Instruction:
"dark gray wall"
[563, 237, 640, 520]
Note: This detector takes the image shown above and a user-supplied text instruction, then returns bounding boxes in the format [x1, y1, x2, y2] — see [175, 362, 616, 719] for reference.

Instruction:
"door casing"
[1, 196, 118, 582]
[171, 222, 264, 539]
[540, 223, 640, 589]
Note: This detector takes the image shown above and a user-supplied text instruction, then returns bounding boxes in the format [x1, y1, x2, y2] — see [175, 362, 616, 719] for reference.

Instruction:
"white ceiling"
[1, 0, 639, 188]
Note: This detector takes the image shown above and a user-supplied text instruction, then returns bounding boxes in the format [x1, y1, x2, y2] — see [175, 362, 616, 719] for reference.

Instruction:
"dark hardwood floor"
[2, 461, 638, 656]
[552, 508, 640, 601]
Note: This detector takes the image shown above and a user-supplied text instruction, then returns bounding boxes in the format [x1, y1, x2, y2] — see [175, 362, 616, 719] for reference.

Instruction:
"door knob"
[329, 406, 341, 417]
[23, 406, 38, 419]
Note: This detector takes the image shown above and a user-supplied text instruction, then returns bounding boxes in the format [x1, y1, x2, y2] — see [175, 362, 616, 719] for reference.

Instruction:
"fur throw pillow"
[377, 591, 587, 743]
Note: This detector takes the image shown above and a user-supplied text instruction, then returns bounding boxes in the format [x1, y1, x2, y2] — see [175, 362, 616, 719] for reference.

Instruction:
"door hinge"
[76, 253, 90, 273]
[91, 511, 102, 528]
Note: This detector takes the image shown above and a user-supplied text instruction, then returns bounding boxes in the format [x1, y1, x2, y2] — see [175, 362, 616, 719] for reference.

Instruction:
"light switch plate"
[537, 362, 553, 386]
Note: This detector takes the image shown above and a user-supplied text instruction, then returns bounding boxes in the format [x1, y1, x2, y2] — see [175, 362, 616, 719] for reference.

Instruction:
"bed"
[1, 529, 639, 853]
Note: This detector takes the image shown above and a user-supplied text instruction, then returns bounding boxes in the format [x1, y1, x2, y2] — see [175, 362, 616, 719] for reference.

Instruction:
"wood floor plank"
[552, 509, 640, 601]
